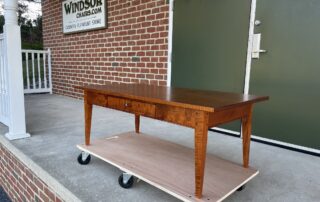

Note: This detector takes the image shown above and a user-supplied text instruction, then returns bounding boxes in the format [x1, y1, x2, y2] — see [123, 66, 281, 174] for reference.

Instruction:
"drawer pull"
[108, 96, 155, 117]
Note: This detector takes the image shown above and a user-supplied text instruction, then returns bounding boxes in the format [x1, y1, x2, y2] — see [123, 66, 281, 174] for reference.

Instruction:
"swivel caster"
[237, 185, 246, 191]
[77, 152, 91, 165]
[118, 173, 134, 189]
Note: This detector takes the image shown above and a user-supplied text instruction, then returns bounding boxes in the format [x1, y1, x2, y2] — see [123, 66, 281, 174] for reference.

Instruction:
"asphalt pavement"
[0, 187, 11, 202]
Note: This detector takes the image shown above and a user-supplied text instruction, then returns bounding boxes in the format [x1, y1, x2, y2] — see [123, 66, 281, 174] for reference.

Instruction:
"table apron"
[86, 91, 252, 129]
[209, 105, 252, 128]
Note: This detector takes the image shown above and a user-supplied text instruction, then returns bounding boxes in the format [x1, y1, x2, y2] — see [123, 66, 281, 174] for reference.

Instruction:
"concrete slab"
[1, 94, 320, 202]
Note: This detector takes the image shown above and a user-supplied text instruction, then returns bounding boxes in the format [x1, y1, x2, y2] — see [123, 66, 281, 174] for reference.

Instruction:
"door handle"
[252, 33, 267, 59]
[252, 49, 267, 53]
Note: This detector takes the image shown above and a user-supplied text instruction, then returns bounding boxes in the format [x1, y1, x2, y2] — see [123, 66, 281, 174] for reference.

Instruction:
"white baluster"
[43, 52, 47, 89]
[37, 52, 41, 89]
[32, 52, 35, 89]
[48, 49, 53, 94]
[25, 52, 30, 90]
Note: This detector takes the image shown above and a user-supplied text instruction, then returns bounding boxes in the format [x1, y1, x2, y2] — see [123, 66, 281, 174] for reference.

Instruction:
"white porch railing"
[1, 46, 53, 126]
[22, 49, 52, 94]
[0, 34, 10, 126]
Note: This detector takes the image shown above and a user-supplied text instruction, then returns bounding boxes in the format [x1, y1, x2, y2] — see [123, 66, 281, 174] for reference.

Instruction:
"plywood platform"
[77, 132, 258, 202]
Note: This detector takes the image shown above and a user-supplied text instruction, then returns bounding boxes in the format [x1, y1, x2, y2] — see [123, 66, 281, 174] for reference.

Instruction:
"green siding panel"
[171, 0, 251, 131]
[251, 0, 320, 149]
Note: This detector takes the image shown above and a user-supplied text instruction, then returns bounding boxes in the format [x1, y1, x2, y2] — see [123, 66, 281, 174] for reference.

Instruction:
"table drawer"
[87, 92, 108, 107]
[108, 96, 155, 117]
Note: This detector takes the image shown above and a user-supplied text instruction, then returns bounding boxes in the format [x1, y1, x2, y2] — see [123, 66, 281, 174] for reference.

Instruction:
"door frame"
[243, 0, 257, 95]
[166, 0, 174, 87]
[166, 0, 320, 155]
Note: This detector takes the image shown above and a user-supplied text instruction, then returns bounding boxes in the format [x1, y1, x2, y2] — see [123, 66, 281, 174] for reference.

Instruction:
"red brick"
[42, 0, 169, 98]
[39, 190, 50, 202]
[34, 177, 44, 191]
[55, 196, 63, 202]
[0, 144, 64, 202]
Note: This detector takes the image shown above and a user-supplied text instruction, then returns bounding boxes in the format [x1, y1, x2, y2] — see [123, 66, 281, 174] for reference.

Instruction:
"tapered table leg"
[194, 112, 209, 198]
[84, 91, 93, 146]
[135, 114, 140, 133]
[242, 105, 253, 168]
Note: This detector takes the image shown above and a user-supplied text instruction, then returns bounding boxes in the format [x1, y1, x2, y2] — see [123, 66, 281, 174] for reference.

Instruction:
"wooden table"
[76, 83, 268, 201]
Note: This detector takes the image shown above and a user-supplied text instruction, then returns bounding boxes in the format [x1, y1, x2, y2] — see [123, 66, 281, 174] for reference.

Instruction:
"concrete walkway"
[1, 94, 320, 202]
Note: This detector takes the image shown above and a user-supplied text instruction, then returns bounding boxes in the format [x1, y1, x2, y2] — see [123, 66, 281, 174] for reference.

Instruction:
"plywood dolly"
[77, 151, 136, 189]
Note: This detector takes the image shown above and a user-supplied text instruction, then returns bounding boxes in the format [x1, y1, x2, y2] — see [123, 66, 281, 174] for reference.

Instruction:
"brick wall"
[42, 0, 169, 98]
[0, 144, 63, 202]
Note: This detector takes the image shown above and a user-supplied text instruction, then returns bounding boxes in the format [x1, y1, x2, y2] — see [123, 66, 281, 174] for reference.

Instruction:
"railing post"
[3, 0, 30, 139]
[48, 48, 53, 94]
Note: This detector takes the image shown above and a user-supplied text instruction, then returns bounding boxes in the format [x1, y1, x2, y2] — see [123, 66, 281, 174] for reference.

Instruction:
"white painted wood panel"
[0, 34, 10, 126]
[22, 49, 52, 94]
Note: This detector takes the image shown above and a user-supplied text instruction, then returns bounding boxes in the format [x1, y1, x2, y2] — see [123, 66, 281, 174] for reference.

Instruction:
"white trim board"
[244, 0, 257, 94]
[251, 135, 320, 155]
[212, 127, 240, 136]
[211, 127, 320, 155]
[24, 89, 52, 94]
[166, 0, 174, 87]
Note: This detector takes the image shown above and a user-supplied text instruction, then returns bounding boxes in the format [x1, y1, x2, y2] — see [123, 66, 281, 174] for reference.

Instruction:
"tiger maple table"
[76, 83, 268, 201]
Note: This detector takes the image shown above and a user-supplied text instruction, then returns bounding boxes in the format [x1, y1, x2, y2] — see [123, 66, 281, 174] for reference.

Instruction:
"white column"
[4, 0, 30, 140]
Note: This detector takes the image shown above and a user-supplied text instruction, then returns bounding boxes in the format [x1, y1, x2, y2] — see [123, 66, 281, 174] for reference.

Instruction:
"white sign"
[62, 0, 107, 34]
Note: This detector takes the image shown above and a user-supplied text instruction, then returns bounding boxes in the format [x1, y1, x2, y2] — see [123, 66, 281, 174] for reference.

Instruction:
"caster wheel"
[118, 174, 134, 189]
[237, 185, 246, 191]
[77, 153, 91, 165]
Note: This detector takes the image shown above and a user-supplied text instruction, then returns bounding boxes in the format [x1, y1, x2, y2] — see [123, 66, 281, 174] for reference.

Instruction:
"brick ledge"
[0, 135, 81, 202]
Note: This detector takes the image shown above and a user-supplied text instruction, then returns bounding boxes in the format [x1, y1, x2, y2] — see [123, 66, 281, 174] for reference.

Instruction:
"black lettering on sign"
[64, 3, 72, 14]
[97, 0, 103, 6]
[79, 1, 85, 11]
[64, 0, 104, 15]
[84, 0, 91, 9]
[92, 19, 101, 25]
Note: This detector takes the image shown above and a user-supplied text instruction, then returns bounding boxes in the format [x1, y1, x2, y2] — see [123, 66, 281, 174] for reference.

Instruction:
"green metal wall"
[171, 0, 320, 150]
[250, 0, 320, 149]
[172, 0, 251, 92]
[171, 0, 251, 131]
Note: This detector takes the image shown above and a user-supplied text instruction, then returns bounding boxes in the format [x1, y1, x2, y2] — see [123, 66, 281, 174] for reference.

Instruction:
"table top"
[78, 83, 268, 112]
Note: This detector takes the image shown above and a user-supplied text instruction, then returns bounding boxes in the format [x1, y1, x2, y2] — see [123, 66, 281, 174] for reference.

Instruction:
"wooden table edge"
[74, 85, 269, 113]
